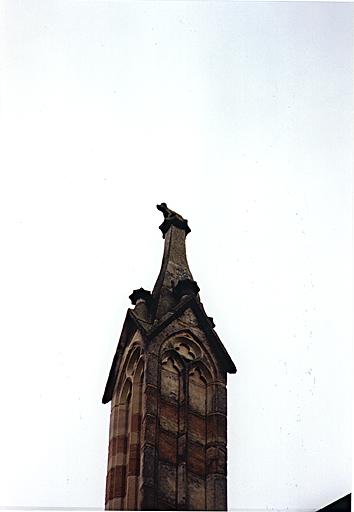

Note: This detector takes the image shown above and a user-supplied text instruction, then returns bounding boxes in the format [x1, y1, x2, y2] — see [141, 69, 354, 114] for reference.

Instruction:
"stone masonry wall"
[105, 309, 228, 510]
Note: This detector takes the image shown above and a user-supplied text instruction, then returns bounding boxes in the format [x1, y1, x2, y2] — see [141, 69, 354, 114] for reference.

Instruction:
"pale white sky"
[0, 1, 352, 511]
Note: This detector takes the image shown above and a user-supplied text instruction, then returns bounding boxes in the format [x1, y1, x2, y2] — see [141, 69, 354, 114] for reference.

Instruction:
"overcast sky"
[0, 1, 352, 510]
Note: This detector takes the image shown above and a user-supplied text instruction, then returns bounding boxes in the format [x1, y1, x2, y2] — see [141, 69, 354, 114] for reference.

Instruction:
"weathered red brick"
[106, 465, 127, 500]
[159, 399, 179, 432]
[159, 430, 177, 464]
[188, 412, 206, 444]
[109, 435, 126, 458]
[128, 443, 140, 475]
[188, 441, 205, 477]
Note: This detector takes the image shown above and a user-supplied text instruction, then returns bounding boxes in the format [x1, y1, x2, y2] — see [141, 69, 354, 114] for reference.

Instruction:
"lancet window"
[157, 332, 216, 510]
[106, 343, 144, 510]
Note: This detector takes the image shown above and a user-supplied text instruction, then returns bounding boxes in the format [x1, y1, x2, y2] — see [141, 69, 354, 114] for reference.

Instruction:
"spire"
[103, 203, 236, 404]
[151, 203, 199, 320]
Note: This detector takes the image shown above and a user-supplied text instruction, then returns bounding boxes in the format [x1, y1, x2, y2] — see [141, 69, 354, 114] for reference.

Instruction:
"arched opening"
[106, 338, 146, 510]
[126, 356, 144, 510]
[157, 335, 214, 510]
[106, 378, 132, 509]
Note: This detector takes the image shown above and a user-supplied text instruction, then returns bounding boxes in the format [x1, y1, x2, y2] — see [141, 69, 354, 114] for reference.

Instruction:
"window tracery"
[157, 333, 214, 510]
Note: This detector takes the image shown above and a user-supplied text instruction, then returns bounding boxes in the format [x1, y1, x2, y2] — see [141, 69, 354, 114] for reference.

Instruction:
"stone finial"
[156, 202, 191, 238]
[129, 287, 152, 305]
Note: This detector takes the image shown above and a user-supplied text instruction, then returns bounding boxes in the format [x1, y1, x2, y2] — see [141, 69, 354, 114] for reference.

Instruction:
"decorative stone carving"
[156, 202, 191, 237]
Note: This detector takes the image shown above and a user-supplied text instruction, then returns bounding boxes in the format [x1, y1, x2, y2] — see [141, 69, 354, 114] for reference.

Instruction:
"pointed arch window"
[157, 334, 215, 510]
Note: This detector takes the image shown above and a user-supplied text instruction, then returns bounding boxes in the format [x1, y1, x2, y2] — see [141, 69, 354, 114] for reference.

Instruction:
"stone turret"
[103, 204, 236, 510]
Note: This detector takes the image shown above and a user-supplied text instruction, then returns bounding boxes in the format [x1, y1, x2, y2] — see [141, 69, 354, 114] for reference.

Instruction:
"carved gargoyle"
[156, 202, 191, 237]
[156, 203, 184, 222]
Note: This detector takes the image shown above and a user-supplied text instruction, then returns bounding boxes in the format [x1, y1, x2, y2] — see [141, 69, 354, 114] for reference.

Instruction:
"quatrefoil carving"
[174, 342, 195, 360]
